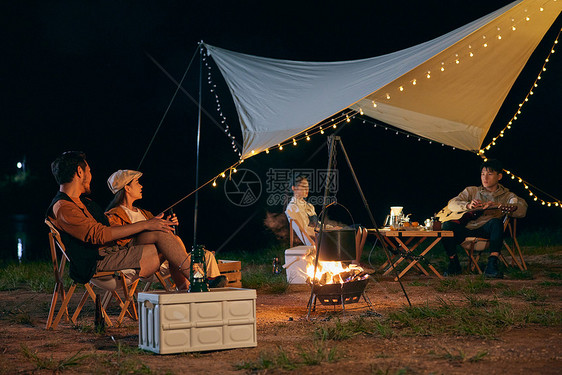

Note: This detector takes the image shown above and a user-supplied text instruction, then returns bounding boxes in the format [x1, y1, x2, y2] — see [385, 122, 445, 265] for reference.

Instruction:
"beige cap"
[107, 170, 143, 194]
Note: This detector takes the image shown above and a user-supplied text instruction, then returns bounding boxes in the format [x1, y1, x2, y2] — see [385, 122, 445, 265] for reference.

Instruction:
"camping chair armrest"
[289, 217, 315, 247]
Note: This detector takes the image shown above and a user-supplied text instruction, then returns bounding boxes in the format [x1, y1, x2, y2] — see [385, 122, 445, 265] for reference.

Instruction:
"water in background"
[0, 214, 49, 262]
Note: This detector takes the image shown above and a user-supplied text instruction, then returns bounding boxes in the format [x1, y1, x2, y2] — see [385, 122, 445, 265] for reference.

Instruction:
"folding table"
[368, 229, 454, 280]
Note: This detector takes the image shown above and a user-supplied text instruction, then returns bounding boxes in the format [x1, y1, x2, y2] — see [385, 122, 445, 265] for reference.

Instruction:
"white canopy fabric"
[205, 0, 561, 159]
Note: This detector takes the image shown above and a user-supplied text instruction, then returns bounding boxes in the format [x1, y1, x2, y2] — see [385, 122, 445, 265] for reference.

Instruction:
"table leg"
[416, 238, 444, 279]
[383, 237, 425, 276]
[394, 237, 442, 280]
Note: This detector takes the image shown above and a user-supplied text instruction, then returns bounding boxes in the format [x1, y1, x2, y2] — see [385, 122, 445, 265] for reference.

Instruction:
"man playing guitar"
[440, 159, 527, 278]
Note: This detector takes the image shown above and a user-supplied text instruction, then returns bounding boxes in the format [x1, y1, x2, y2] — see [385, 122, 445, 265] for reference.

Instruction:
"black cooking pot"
[318, 229, 356, 261]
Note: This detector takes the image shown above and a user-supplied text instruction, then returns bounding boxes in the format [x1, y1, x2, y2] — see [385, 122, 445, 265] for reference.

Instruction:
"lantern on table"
[188, 245, 209, 292]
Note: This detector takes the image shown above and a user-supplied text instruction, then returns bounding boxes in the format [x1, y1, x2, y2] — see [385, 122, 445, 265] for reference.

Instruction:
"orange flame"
[306, 261, 365, 284]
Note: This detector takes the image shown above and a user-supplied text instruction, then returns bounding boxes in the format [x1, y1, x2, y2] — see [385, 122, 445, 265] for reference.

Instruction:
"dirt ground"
[1, 254, 561, 374]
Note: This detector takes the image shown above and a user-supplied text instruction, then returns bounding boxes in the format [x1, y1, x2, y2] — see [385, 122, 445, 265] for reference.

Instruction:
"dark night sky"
[1, 1, 561, 260]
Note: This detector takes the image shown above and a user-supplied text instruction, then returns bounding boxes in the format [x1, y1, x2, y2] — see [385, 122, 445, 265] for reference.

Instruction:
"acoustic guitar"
[435, 204, 517, 225]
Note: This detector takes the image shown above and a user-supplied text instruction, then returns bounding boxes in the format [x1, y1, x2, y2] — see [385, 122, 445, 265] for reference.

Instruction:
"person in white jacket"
[441, 159, 527, 278]
[285, 175, 367, 265]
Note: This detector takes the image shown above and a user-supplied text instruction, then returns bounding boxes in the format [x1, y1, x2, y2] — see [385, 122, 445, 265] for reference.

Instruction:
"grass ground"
[0, 233, 561, 374]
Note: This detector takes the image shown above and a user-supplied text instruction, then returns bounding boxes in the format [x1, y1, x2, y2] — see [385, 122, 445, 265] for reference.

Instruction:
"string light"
[206, 9, 558, 208]
[375, 4, 551, 103]
[480, 28, 560, 153]
[256, 109, 355, 156]
[202, 47, 242, 158]
[358, 115, 457, 150]
[497, 167, 562, 208]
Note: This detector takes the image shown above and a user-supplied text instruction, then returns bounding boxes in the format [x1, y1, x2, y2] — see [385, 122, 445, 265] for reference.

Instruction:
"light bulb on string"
[480, 28, 558, 154]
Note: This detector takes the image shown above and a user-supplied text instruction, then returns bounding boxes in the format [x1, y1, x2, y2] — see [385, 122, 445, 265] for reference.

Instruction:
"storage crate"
[138, 288, 257, 354]
[218, 260, 242, 287]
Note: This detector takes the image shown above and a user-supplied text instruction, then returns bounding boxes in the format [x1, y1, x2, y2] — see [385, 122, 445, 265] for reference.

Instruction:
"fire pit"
[312, 278, 371, 306]
[305, 263, 374, 318]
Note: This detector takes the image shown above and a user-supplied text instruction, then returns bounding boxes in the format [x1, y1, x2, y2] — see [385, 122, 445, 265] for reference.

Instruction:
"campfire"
[305, 260, 369, 286]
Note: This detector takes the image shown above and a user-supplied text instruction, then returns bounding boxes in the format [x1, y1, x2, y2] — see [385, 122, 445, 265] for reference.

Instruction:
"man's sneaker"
[443, 256, 462, 276]
[208, 275, 228, 288]
[484, 256, 503, 279]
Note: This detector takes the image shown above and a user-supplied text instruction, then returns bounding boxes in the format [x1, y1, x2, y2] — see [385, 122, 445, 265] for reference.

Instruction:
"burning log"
[306, 261, 369, 286]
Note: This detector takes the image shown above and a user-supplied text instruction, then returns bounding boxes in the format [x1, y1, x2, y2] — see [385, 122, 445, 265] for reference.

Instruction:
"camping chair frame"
[45, 219, 139, 329]
[288, 217, 316, 248]
[461, 216, 526, 274]
[141, 262, 176, 293]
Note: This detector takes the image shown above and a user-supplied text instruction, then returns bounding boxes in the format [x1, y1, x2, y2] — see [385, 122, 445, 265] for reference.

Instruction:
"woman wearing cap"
[105, 169, 226, 288]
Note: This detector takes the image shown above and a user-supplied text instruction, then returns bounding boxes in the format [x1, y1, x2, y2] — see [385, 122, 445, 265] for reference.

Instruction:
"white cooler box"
[138, 288, 257, 354]
[284, 246, 314, 284]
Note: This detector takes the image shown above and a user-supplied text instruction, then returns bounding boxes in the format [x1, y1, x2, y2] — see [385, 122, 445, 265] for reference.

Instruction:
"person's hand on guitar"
[467, 200, 516, 213]
[467, 199, 486, 210]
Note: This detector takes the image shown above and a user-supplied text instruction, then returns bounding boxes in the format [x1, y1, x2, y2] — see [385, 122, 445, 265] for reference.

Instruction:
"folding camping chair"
[287, 216, 316, 248]
[45, 219, 140, 329]
[461, 216, 526, 274]
[141, 261, 176, 292]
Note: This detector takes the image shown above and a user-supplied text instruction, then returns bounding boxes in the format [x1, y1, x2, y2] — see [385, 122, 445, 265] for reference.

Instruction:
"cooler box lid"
[285, 246, 314, 255]
[138, 288, 256, 305]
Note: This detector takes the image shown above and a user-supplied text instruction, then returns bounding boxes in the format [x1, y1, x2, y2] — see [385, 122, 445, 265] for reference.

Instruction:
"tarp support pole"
[193, 42, 203, 248]
[337, 138, 411, 307]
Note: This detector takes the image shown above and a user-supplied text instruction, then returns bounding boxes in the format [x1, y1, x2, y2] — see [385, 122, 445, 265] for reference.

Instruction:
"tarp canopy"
[205, 0, 561, 159]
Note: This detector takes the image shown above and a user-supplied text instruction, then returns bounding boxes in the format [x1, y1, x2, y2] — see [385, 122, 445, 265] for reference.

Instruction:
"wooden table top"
[367, 228, 454, 237]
